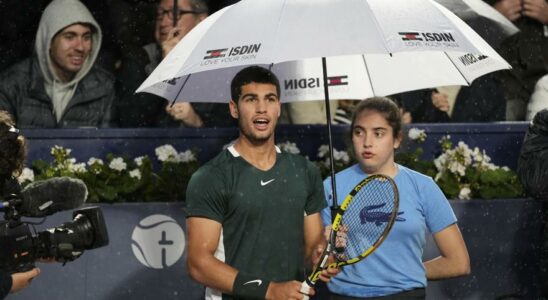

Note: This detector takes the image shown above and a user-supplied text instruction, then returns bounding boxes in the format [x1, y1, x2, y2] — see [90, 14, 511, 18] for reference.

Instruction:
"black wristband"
[232, 271, 270, 299]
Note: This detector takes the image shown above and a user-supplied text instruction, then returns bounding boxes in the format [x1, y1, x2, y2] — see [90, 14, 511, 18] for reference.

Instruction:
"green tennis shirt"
[185, 145, 326, 299]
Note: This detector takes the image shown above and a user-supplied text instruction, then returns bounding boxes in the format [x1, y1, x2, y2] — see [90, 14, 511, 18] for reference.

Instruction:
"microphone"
[8, 177, 88, 217]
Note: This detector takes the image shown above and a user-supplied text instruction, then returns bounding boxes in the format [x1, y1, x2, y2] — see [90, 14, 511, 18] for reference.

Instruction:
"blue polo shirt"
[321, 164, 456, 297]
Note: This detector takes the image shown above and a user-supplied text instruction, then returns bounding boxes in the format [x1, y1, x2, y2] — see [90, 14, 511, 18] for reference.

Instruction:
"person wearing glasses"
[117, 0, 234, 128]
[0, 0, 117, 128]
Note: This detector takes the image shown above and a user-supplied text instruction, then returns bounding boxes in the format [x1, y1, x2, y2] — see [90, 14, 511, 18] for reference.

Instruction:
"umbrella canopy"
[136, 0, 511, 216]
[137, 0, 510, 102]
[434, 0, 519, 47]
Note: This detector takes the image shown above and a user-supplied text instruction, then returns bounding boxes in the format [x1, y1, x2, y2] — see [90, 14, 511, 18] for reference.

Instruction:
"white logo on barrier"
[131, 214, 185, 269]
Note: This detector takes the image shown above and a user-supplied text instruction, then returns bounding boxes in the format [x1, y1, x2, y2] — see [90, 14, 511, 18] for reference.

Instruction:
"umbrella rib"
[271, 0, 289, 63]
[171, 74, 192, 106]
[361, 54, 376, 96]
[444, 52, 471, 85]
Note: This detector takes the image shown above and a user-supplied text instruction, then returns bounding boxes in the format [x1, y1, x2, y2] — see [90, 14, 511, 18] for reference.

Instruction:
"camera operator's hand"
[10, 268, 40, 293]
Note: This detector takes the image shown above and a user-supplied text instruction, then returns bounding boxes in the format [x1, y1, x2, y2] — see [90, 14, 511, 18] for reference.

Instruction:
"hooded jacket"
[0, 0, 116, 128]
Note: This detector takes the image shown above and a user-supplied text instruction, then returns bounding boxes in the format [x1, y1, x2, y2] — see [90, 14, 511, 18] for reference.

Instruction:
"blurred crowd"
[0, 0, 546, 129]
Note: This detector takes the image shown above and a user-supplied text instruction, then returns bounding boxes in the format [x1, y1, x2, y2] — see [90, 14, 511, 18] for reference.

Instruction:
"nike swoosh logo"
[243, 279, 262, 286]
[260, 179, 275, 186]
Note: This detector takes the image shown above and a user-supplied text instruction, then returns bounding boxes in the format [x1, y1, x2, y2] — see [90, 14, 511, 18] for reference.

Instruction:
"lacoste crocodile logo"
[360, 203, 405, 226]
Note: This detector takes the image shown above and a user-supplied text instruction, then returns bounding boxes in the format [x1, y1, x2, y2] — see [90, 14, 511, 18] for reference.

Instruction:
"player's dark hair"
[350, 97, 403, 139]
[230, 66, 280, 102]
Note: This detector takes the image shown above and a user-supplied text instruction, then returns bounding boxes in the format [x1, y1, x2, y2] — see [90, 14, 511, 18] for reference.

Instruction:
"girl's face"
[352, 109, 401, 176]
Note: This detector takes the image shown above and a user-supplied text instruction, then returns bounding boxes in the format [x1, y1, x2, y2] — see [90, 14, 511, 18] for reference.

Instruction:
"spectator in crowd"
[0, 110, 41, 299]
[333, 100, 360, 125]
[117, 0, 234, 128]
[396, 73, 506, 123]
[527, 74, 548, 120]
[0, 0, 117, 128]
[185, 66, 337, 299]
[484, 0, 548, 121]
[517, 108, 548, 296]
[283, 100, 340, 125]
[321, 97, 470, 298]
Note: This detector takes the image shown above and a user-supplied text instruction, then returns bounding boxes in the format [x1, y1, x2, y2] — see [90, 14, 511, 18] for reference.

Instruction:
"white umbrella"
[139, 49, 507, 103]
[137, 0, 509, 101]
[136, 0, 510, 229]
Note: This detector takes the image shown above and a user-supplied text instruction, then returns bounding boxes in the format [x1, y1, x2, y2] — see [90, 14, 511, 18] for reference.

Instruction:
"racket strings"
[338, 178, 397, 261]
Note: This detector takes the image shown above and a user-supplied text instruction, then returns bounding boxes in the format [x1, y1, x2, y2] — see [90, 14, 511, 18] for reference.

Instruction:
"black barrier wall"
[21, 123, 528, 170]
[7, 200, 543, 300]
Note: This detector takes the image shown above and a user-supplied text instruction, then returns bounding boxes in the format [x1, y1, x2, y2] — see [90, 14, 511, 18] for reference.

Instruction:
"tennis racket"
[300, 174, 399, 299]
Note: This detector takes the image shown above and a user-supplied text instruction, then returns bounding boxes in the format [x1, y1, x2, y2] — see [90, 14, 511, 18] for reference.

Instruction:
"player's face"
[155, 0, 204, 43]
[352, 109, 401, 175]
[230, 82, 280, 144]
[50, 24, 92, 82]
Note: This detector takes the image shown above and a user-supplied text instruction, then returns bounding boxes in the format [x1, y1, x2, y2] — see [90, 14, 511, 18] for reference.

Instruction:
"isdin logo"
[131, 214, 185, 269]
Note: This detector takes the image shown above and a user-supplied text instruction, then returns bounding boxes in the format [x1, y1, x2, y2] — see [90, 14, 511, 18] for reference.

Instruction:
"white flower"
[458, 186, 471, 200]
[87, 157, 104, 166]
[17, 168, 34, 183]
[449, 161, 466, 177]
[69, 163, 87, 173]
[109, 157, 127, 171]
[134, 156, 146, 166]
[434, 153, 447, 171]
[333, 149, 350, 164]
[501, 166, 510, 171]
[129, 169, 142, 180]
[178, 150, 197, 163]
[408, 128, 427, 142]
[155, 145, 179, 162]
[317, 145, 330, 158]
[277, 141, 300, 154]
[51, 145, 71, 155]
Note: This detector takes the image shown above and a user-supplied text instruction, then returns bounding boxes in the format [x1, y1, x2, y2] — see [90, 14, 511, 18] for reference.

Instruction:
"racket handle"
[300, 281, 311, 300]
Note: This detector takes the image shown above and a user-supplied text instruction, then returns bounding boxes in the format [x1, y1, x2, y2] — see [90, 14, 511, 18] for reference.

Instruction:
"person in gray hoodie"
[0, 0, 117, 128]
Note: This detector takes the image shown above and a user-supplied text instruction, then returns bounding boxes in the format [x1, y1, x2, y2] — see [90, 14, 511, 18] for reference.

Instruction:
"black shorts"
[329, 288, 426, 300]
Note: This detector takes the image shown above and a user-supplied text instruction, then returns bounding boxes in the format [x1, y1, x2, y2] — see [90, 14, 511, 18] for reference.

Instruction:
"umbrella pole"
[172, 0, 178, 27]
[321, 57, 339, 222]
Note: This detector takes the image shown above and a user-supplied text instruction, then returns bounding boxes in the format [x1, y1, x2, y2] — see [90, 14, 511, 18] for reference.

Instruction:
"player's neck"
[361, 161, 398, 178]
[233, 138, 277, 171]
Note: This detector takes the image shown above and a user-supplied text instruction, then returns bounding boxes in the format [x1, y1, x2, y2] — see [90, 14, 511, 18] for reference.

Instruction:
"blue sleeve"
[321, 177, 333, 226]
[422, 177, 457, 233]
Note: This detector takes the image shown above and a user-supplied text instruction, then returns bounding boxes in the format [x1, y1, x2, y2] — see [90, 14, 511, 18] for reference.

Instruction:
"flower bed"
[20, 129, 523, 202]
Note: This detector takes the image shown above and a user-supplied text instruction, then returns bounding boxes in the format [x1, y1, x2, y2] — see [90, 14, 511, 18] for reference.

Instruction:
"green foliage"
[25, 145, 199, 203]
[313, 130, 525, 200]
[395, 133, 525, 200]
[20, 134, 525, 202]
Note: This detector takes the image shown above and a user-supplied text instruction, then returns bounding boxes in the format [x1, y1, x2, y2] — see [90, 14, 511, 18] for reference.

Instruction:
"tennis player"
[185, 66, 337, 300]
